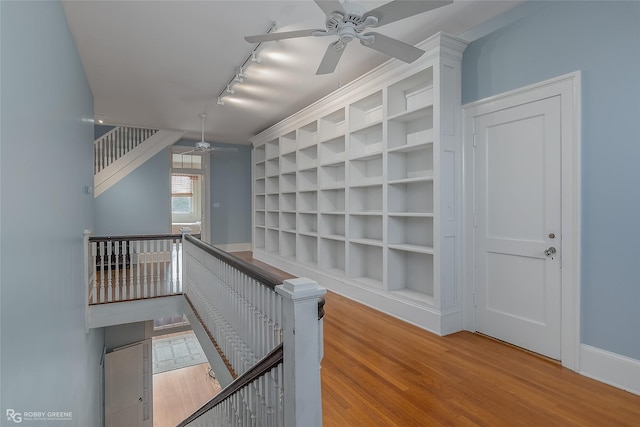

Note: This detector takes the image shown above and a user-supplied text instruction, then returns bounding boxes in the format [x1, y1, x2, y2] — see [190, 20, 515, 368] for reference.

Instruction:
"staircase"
[94, 126, 185, 197]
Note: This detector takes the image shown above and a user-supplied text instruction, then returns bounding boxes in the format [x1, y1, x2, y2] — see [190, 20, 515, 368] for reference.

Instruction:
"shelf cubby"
[350, 122, 383, 158]
[319, 108, 346, 142]
[279, 192, 296, 212]
[388, 107, 434, 150]
[297, 234, 318, 267]
[350, 153, 383, 186]
[279, 131, 297, 154]
[266, 194, 279, 211]
[254, 227, 265, 249]
[255, 194, 265, 210]
[349, 184, 382, 213]
[320, 213, 346, 239]
[266, 176, 279, 194]
[388, 142, 433, 181]
[266, 157, 280, 177]
[387, 249, 434, 299]
[298, 213, 318, 235]
[297, 190, 317, 212]
[388, 180, 433, 214]
[280, 212, 296, 232]
[298, 121, 318, 148]
[255, 178, 265, 195]
[254, 145, 266, 163]
[266, 229, 279, 253]
[320, 238, 346, 277]
[349, 242, 383, 288]
[280, 152, 297, 174]
[388, 67, 434, 117]
[350, 90, 383, 131]
[279, 172, 296, 193]
[255, 162, 265, 179]
[349, 214, 383, 245]
[388, 215, 433, 251]
[266, 211, 279, 229]
[320, 136, 346, 164]
[320, 162, 346, 189]
[279, 231, 296, 259]
[320, 188, 345, 213]
[298, 168, 318, 191]
[255, 211, 265, 227]
[265, 139, 279, 159]
[298, 145, 318, 170]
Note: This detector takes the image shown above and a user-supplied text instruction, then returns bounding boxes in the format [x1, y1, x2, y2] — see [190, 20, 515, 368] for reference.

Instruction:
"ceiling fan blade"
[364, 0, 452, 28]
[316, 41, 346, 75]
[245, 29, 321, 43]
[314, 0, 345, 16]
[180, 149, 197, 156]
[361, 32, 424, 63]
[210, 147, 238, 152]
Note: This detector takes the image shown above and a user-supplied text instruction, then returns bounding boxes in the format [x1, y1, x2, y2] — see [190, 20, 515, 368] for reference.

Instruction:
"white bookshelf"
[251, 33, 467, 335]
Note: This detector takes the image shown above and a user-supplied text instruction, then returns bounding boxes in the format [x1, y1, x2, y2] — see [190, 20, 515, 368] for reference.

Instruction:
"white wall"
[0, 2, 104, 425]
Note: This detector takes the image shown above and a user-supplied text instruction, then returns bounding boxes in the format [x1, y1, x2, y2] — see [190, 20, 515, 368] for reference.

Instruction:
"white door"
[105, 340, 153, 427]
[474, 96, 562, 360]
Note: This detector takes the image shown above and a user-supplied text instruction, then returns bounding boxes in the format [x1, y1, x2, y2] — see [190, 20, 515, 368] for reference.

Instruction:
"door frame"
[169, 146, 211, 243]
[462, 72, 581, 370]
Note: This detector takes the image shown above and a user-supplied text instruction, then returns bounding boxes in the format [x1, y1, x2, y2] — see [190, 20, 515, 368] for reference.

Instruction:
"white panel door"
[105, 342, 144, 427]
[475, 96, 562, 359]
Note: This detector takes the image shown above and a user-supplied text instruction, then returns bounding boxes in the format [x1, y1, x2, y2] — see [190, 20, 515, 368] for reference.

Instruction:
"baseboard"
[579, 344, 640, 396]
[214, 243, 251, 253]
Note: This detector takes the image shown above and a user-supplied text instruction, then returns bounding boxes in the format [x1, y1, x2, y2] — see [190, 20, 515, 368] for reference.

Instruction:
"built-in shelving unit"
[251, 33, 467, 335]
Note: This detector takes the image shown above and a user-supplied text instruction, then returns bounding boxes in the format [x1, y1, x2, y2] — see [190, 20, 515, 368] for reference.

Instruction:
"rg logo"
[6, 409, 22, 423]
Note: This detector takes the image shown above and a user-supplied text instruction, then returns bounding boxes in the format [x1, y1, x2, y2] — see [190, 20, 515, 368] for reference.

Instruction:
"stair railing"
[86, 233, 189, 304]
[181, 234, 326, 426]
[94, 126, 159, 174]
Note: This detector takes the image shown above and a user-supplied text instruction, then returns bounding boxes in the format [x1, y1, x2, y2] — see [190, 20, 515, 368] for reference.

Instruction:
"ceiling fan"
[181, 113, 238, 155]
[245, 0, 452, 75]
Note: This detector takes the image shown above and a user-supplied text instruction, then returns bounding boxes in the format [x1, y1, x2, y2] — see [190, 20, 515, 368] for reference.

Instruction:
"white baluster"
[148, 240, 155, 298]
[156, 239, 162, 296]
[127, 241, 135, 299]
[114, 241, 120, 301]
[142, 239, 148, 298]
[91, 241, 97, 304]
[105, 241, 113, 302]
[135, 240, 141, 298]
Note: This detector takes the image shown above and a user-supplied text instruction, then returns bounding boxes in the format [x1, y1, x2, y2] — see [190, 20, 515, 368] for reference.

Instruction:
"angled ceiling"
[62, 0, 522, 145]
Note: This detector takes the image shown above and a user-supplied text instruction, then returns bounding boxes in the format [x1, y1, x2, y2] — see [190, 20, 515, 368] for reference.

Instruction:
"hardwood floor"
[231, 251, 640, 426]
[153, 363, 220, 427]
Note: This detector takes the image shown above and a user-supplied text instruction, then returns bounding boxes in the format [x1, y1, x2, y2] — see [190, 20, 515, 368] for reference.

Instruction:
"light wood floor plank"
[232, 251, 640, 426]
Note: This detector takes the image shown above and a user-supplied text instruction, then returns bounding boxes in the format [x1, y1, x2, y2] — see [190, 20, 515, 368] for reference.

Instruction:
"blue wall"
[94, 148, 171, 235]
[461, 1, 640, 359]
[0, 1, 105, 425]
[210, 144, 253, 245]
[94, 139, 252, 246]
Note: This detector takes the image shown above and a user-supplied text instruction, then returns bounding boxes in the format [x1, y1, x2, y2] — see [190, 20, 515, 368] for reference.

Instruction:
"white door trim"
[462, 72, 581, 371]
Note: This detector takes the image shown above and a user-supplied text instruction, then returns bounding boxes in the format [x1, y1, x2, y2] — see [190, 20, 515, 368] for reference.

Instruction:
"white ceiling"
[62, 0, 522, 145]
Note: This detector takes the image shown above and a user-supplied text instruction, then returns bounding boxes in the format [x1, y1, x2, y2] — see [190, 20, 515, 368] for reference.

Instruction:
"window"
[171, 174, 201, 223]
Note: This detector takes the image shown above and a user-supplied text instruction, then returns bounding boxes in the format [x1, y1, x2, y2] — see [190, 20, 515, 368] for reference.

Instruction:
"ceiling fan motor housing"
[195, 141, 211, 151]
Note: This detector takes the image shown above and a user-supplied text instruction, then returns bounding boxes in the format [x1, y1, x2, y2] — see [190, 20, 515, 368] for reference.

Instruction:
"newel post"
[276, 278, 327, 427]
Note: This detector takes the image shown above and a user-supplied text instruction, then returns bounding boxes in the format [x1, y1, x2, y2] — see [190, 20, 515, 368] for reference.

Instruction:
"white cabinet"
[251, 33, 467, 335]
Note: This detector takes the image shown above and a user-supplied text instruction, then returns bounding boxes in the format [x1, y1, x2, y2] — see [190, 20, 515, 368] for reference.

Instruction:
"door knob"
[544, 247, 556, 256]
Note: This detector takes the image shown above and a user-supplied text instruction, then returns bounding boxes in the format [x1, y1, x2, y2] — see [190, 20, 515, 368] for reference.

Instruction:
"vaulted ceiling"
[62, 0, 522, 145]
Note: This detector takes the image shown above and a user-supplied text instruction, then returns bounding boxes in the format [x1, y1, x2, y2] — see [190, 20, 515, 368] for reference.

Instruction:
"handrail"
[184, 234, 325, 319]
[184, 234, 282, 290]
[89, 233, 191, 242]
[176, 343, 284, 427]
